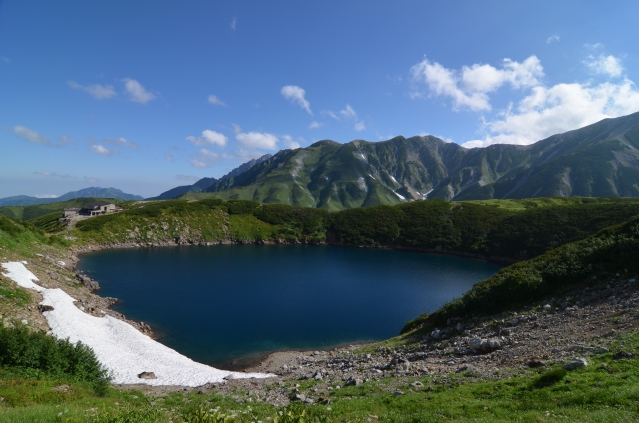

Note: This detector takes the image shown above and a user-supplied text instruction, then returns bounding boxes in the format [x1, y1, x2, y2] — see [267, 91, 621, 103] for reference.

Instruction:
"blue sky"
[2, 1, 639, 198]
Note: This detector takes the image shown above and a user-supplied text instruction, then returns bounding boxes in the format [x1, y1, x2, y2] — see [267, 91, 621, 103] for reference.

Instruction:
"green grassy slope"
[403, 213, 639, 333]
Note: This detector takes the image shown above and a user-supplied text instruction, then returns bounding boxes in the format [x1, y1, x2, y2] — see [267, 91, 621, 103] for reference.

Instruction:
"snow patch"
[1, 262, 271, 386]
[393, 191, 406, 201]
[423, 189, 434, 199]
[368, 173, 375, 179]
[390, 175, 398, 184]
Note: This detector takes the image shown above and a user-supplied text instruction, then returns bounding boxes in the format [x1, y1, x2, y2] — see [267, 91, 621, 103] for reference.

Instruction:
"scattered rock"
[138, 372, 157, 379]
[410, 381, 424, 388]
[527, 360, 545, 368]
[38, 305, 54, 313]
[393, 391, 404, 397]
[345, 377, 363, 386]
[613, 351, 635, 360]
[594, 347, 610, 354]
[543, 304, 552, 310]
[563, 358, 588, 371]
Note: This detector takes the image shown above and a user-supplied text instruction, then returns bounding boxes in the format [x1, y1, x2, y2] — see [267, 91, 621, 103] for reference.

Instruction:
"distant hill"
[148, 154, 272, 200]
[176, 112, 639, 210]
[0, 187, 143, 207]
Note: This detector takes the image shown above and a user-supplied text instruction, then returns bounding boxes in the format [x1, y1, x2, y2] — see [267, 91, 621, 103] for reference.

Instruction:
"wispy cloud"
[13, 126, 50, 146]
[546, 34, 560, 43]
[89, 144, 117, 156]
[207, 95, 226, 106]
[84, 176, 101, 183]
[230, 17, 237, 30]
[281, 85, 312, 115]
[176, 174, 199, 181]
[186, 130, 228, 147]
[33, 171, 77, 179]
[165, 155, 175, 162]
[67, 80, 117, 99]
[322, 105, 365, 131]
[34, 194, 58, 199]
[123, 78, 156, 104]
[189, 149, 220, 168]
[101, 137, 138, 148]
[309, 121, 321, 129]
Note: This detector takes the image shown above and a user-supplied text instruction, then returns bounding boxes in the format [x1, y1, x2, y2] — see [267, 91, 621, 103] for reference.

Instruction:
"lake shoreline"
[66, 239, 507, 380]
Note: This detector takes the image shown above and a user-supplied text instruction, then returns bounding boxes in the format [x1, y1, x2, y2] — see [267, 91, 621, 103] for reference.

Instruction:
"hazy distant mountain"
[175, 112, 639, 210]
[149, 154, 272, 200]
[0, 187, 143, 207]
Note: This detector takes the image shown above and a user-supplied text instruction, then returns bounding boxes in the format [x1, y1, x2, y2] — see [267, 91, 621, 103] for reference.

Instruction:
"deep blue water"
[77, 245, 502, 369]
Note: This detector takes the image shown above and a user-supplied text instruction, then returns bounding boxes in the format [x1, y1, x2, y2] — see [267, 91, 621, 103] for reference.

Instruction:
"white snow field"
[1, 261, 272, 386]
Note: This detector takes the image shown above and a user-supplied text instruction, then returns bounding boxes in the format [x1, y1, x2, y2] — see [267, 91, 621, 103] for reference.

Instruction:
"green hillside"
[174, 112, 639, 209]
[41, 197, 638, 264]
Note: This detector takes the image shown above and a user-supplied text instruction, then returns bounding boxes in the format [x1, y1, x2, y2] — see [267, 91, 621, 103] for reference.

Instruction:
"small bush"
[0, 324, 111, 395]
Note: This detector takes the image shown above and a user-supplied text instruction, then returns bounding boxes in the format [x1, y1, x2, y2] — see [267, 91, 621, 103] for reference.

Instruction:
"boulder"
[613, 351, 635, 360]
[563, 358, 587, 371]
[138, 372, 157, 379]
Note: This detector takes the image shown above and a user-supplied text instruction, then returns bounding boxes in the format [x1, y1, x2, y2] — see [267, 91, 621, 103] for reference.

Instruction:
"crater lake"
[77, 245, 502, 369]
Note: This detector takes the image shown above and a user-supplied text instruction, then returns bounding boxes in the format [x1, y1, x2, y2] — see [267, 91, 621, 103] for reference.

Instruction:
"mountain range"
[0, 187, 143, 207]
[155, 112, 639, 210]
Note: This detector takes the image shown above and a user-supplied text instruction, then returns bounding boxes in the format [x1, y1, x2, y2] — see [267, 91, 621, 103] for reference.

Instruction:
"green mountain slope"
[180, 112, 639, 209]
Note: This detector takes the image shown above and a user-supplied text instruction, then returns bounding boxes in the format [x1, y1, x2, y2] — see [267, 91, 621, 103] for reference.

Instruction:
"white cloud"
[90, 144, 116, 156]
[190, 149, 219, 168]
[34, 194, 58, 198]
[102, 137, 138, 148]
[354, 121, 366, 132]
[584, 43, 604, 50]
[547, 34, 560, 43]
[165, 155, 174, 162]
[123, 78, 156, 104]
[281, 85, 312, 115]
[13, 126, 50, 146]
[410, 56, 544, 111]
[84, 176, 100, 183]
[322, 110, 339, 120]
[236, 132, 278, 150]
[67, 81, 117, 99]
[230, 17, 237, 30]
[282, 135, 301, 149]
[33, 171, 77, 179]
[208, 95, 226, 106]
[585, 55, 623, 78]
[340, 104, 357, 119]
[462, 79, 639, 148]
[309, 121, 321, 129]
[186, 130, 228, 147]
[1, 57, 10, 63]
[57, 134, 74, 145]
[232, 123, 242, 134]
[176, 174, 199, 181]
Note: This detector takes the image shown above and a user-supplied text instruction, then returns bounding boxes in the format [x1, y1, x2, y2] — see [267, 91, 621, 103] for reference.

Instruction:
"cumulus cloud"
[13, 126, 50, 146]
[232, 123, 242, 134]
[123, 78, 156, 104]
[236, 132, 279, 150]
[462, 79, 639, 148]
[208, 95, 226, 106]
[309, 121, 321, 129]
[354, 121, 366, 132]
[281, 85, 312, 115]
[190, 149, 219, 168]
[33, 171, 77, 179]
[282, 135, 301, 149]
[585, 55, 624, 77]
[67, 81, 117, 99]
[547, 34, 560, 43]
[186, 130, 228, 147]
[410, 56, 544, 111]
[322, 105, 366, 131]
[89, 144, 117, 156]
